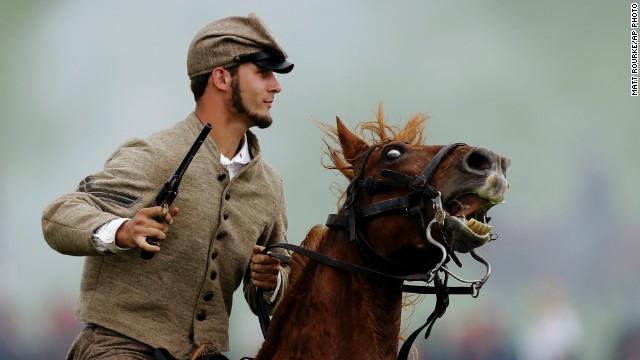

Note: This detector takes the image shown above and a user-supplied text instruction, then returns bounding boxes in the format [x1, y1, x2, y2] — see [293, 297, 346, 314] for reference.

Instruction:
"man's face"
[230, 62, 282, 129]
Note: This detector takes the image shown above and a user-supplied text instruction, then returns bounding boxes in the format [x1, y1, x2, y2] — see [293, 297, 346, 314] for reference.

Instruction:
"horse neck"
[257, 226, 405, 359]
[311, 227, 405, 322]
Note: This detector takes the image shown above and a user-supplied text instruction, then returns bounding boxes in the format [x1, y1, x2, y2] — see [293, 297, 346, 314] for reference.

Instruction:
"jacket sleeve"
[243, 180, 290, 315]
[41, 138, 167, 256]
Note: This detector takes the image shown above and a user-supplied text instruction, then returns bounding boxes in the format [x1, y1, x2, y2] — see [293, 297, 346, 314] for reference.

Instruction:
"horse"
[253, 105, 510, 359]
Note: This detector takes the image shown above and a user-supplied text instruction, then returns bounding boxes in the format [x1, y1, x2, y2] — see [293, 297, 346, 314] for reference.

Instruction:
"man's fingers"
[132, 224, 168, 250]
[250, 246, 280, 291]
[139, 205, 179, 225]
[164, 207, 179, 224]
[252, 281, 272, 290]
[251, 261, 280, 274]
[116, 206, 177, 250]
[138, 205, 167, 219]
[131, 233, 160, 252]
[251, 271, 278, 290]
[140, 239, 161, 253]
[253, 254, 280, 267]
[251, 269, 279, 280]
[252, 279, 277, 291]
[253, 245, 265, 254]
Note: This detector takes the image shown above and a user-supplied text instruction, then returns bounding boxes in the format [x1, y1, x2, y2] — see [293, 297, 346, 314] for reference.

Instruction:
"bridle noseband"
[255, 142, 495, 360]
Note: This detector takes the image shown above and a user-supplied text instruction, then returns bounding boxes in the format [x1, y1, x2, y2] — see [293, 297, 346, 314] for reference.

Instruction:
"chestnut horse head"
[324, 107, 510, 271]
[254, 105, 510, 359]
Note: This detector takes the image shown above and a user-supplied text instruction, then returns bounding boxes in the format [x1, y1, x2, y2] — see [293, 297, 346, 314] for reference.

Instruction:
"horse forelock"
[319, 102, 429, 195]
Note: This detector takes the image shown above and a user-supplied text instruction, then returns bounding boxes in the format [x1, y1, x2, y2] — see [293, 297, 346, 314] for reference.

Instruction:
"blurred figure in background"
[612, 322, 640, 360]
[415, 302, 516, 360]
[517, 282, 583, 360]
[0, 298, 21, 359]
[450, 304, 517, 360]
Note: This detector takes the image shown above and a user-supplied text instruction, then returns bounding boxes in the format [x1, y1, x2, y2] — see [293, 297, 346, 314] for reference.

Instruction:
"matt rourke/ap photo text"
[631, 3, 638, 96]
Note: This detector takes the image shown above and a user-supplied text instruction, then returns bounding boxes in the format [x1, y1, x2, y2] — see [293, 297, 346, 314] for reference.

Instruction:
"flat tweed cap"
[187, 13, 292, 79]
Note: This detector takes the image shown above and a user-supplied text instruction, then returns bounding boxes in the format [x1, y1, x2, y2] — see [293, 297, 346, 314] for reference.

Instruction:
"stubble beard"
[230, 76, 273, 129]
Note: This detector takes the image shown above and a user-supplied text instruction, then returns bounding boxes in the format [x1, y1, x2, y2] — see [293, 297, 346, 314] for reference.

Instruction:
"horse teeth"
[466, 218, 492, 236]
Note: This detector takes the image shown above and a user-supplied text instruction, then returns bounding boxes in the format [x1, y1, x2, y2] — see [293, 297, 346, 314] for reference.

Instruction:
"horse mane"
[286, 225, 325, 287]
[319, 103, 429, 180]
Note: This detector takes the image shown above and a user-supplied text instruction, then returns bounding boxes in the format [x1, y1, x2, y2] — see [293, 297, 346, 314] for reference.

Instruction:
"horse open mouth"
[442, 193, 500, 253]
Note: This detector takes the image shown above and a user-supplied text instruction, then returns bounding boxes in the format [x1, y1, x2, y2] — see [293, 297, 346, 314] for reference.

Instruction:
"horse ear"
[336, 116, 369, 164]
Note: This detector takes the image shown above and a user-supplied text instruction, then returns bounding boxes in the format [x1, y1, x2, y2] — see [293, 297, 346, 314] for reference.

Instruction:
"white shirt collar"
[220, 134, 251, 166]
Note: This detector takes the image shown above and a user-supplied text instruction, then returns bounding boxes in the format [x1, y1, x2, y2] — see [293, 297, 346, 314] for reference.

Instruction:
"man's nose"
[270, 75, 282, 93]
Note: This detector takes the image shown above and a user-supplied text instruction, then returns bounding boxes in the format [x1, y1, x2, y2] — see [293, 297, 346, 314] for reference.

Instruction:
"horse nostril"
[466, 147, 493, 171]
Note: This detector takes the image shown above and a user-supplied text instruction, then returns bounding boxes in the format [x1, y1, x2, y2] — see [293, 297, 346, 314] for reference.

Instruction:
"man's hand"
[115, 206, 179, 253]
[250, 245, 281, 291]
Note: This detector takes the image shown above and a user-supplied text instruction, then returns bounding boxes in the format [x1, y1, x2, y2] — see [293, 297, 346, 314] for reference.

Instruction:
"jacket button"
[216, 232, 226, 240]
[223, 211, 229, 220]
[204, 292, 214, 301]
[217, 173, 227, 181]
[225, 191, 231, 201]
[196, 310, 207, 321]
[211, 249, 219, 260]
[210, 271, 218, 281]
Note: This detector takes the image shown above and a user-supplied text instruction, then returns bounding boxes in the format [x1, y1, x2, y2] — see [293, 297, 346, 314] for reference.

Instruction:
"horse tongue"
[449, 194, 484, 217]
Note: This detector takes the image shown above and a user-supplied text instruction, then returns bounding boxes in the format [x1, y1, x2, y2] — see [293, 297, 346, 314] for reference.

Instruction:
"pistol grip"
[140, 248, 156, 260]
[140, 205, 168, 260]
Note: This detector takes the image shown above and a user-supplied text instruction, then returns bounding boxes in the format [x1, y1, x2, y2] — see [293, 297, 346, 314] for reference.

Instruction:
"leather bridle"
[255, 142, 494, 360]
[327, 142, 465, 278]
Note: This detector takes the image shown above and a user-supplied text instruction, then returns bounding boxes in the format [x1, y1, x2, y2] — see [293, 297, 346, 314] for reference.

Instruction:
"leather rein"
[255, 142, 493, 359]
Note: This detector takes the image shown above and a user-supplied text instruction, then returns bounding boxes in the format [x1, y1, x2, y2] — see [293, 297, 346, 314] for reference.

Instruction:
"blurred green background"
[1, 1, 638, 359]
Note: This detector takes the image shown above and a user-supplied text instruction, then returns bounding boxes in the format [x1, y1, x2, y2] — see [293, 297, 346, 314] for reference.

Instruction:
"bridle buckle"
[409, 175, 427, 192]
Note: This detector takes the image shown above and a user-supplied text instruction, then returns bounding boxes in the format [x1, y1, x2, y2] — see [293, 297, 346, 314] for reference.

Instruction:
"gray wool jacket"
[42, 113, 289, 359]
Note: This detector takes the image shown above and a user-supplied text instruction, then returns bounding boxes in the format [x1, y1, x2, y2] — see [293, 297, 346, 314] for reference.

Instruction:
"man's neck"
[195, 103, 247, 160]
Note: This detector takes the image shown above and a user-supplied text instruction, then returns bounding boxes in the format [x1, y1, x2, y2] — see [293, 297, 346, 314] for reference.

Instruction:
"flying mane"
[319, 103, 429, 181]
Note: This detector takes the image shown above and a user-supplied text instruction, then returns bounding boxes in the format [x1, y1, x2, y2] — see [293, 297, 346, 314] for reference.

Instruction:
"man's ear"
[210, 67, 232, 90]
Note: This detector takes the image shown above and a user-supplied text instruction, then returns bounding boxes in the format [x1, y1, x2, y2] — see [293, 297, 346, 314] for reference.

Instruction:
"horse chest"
[266, 269, 402, 358]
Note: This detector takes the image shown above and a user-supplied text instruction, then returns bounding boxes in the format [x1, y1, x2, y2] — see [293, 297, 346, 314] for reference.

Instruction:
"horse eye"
[385, 148, 403, 160]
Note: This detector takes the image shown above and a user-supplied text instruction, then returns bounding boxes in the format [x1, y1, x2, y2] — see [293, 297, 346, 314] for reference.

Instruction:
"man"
[42, 13, 293, 360]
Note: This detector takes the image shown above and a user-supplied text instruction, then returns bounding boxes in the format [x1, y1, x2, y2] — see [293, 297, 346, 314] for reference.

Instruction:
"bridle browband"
[255, 142, 494, 360]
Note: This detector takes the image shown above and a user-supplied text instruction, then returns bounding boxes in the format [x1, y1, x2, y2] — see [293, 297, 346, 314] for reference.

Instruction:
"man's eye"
[385, 148, 403, 160]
